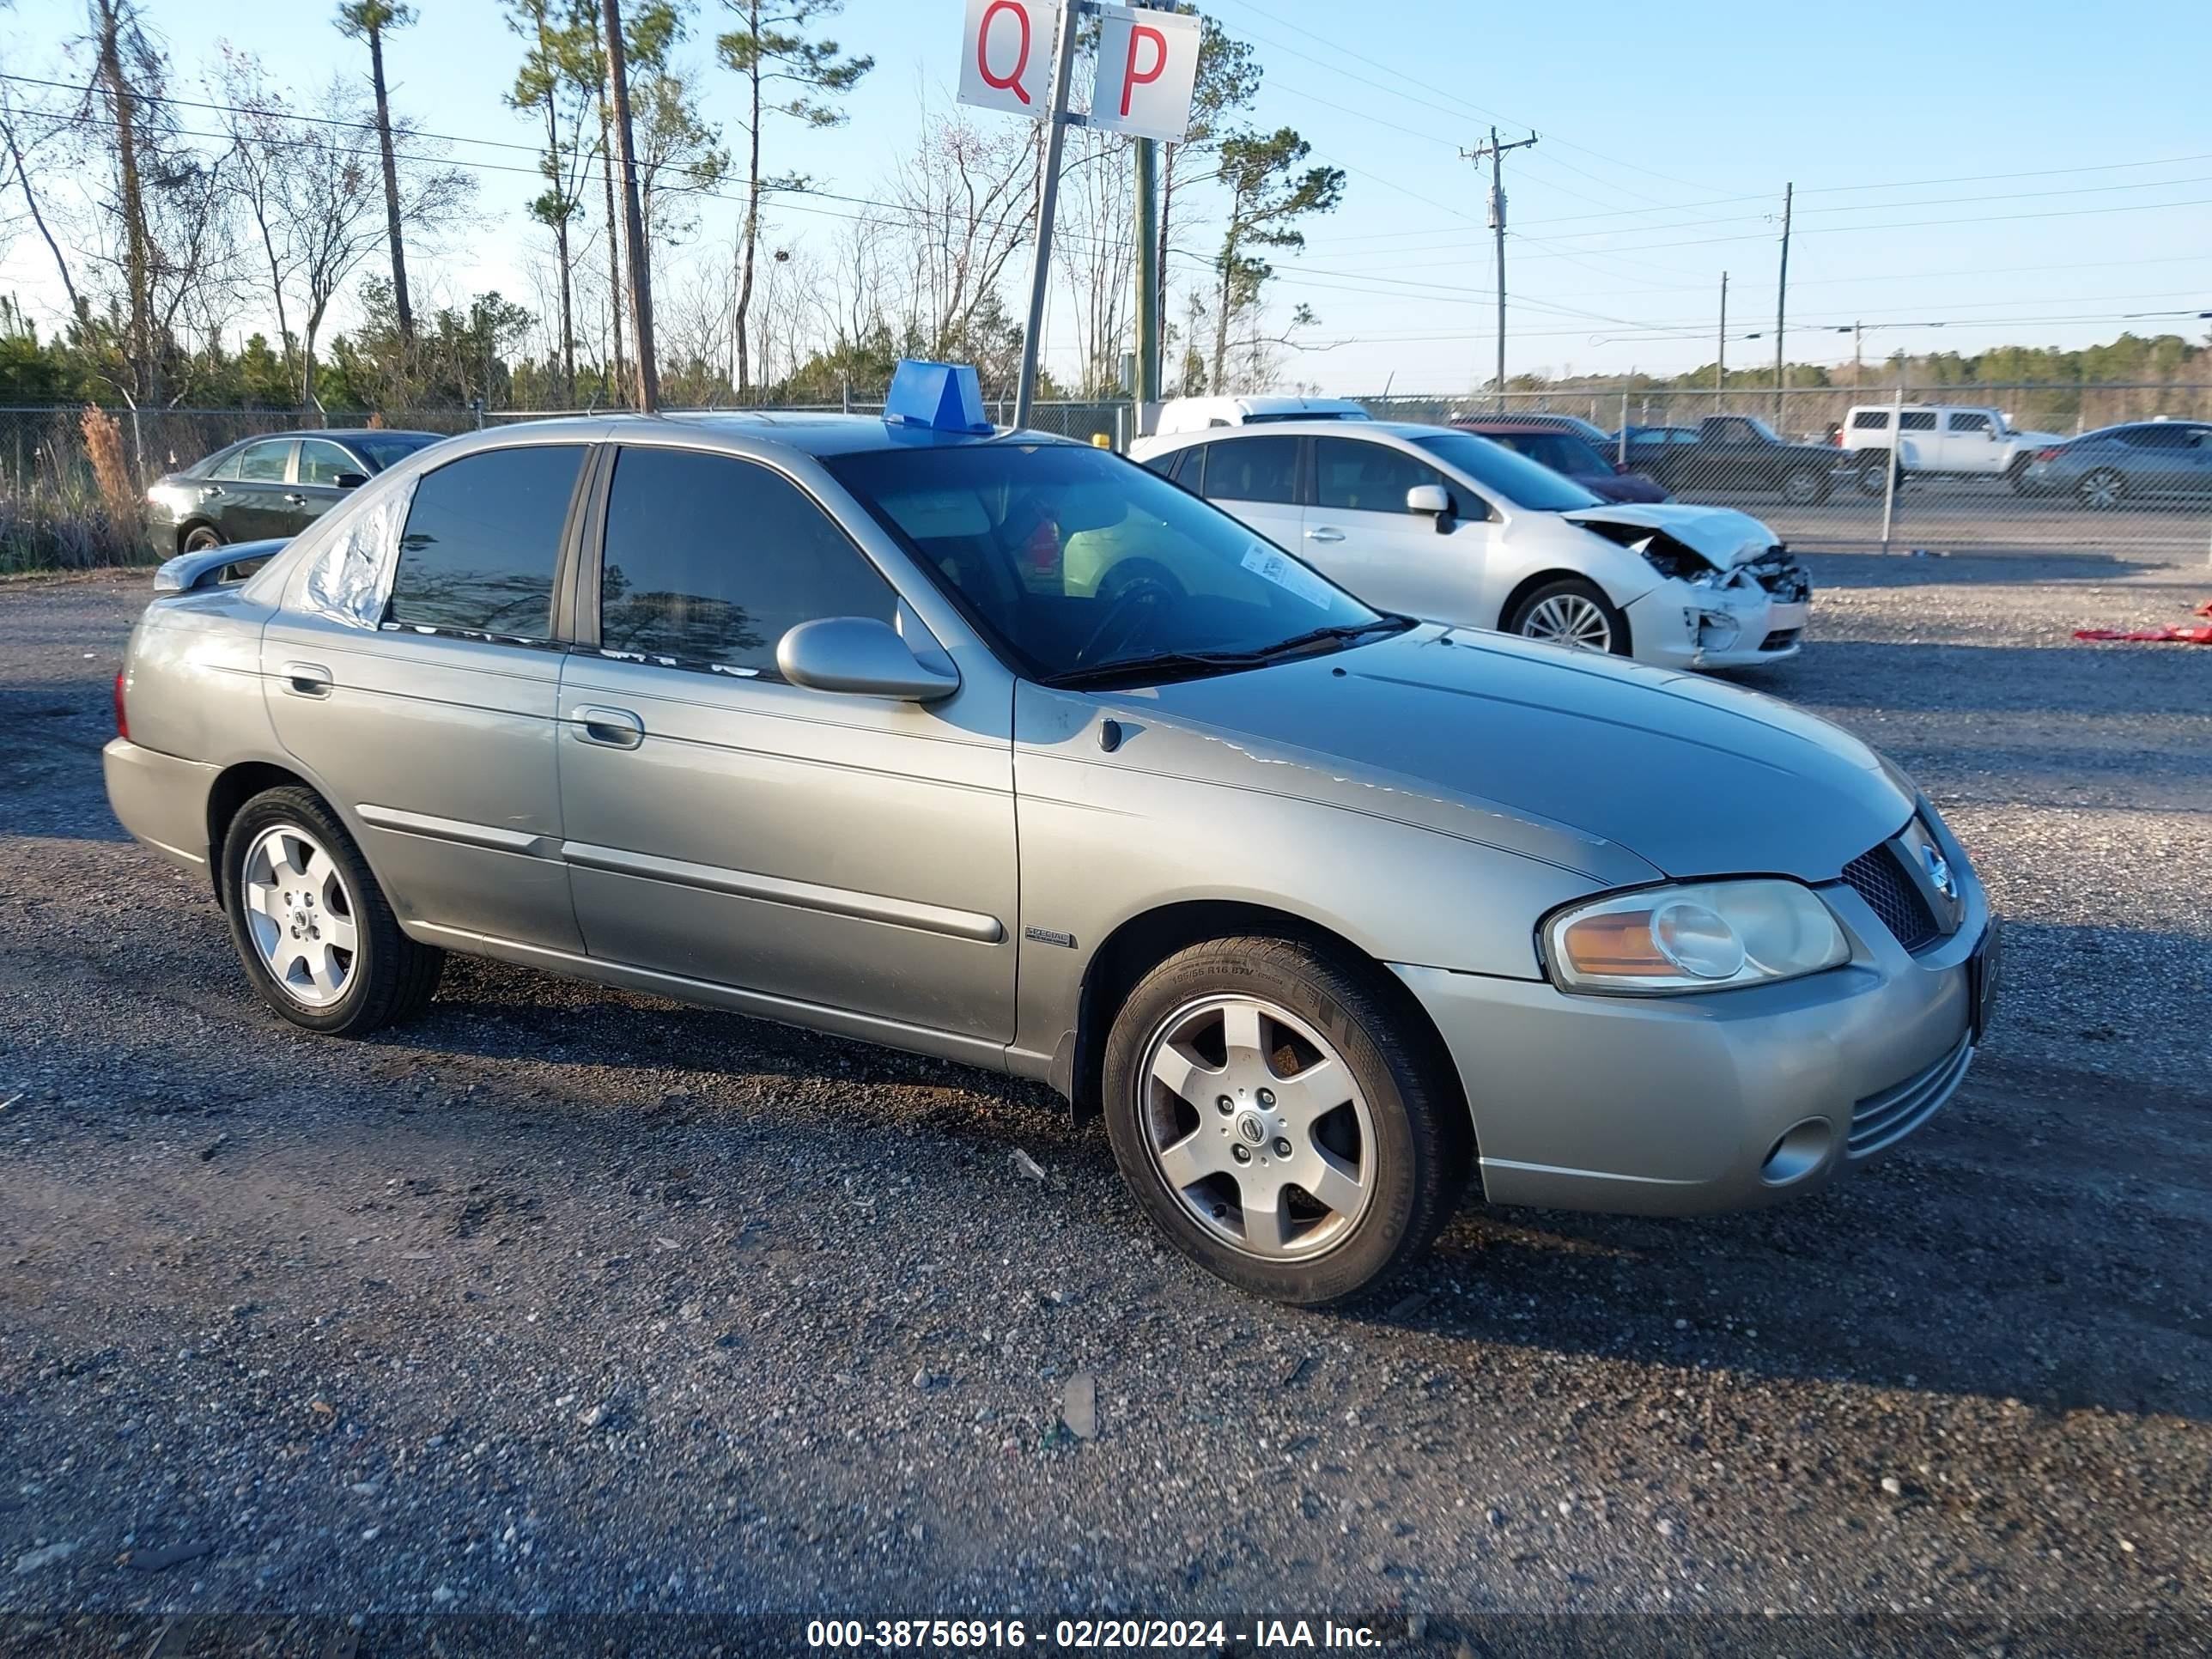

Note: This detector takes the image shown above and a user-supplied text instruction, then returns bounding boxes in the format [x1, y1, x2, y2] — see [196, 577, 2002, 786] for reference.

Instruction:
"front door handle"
[1306, 526, 1346, 544]
[281, 660, 332, 698]
[570, 705, 645, 749]
[283, 492, 308, 506]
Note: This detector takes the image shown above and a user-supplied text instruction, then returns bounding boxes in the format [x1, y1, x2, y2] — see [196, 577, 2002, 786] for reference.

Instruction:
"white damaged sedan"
[1132, 420, 1812, 670]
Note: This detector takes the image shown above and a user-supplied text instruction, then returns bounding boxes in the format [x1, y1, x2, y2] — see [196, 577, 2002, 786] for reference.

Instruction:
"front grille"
[1841, 843, 1941, 952]
[1850, 1035, 1974, 1158]
[1759, 629, 1801, 652]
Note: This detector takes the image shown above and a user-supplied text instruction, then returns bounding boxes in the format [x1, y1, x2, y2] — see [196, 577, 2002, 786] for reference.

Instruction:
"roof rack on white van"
[1149, 396, 1370, 437]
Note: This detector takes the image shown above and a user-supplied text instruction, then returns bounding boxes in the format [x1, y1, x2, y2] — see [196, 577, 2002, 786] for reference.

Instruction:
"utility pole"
[1130, 0, 1167, 416]
[1717, 270, 1728, 393]
[1462, 126, 1538, 401]
[1772, 180, 1792, 427]
[602, 0, 659, 410]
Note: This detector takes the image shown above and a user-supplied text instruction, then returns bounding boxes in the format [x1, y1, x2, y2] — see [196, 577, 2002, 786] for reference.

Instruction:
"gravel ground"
[1, 551, 2208, 1658]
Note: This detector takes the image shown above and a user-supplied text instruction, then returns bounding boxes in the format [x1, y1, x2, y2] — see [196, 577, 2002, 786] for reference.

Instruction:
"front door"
[290, 437, 368, 534]
[261, 440, 592, 951]
[1303, 434, 1488, 625]
[555, 442, 1018, 1042]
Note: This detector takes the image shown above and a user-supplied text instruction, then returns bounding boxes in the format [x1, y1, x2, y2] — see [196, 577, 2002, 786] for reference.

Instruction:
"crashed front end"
[1568, 504, 1814, 669]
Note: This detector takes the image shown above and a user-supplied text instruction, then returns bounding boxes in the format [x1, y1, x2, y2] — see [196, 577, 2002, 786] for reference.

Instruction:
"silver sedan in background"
[104, 398, 1997, 1304]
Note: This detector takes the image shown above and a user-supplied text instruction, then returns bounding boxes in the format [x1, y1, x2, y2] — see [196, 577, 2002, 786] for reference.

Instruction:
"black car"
[1618, 415, 1844, 503]
[143, 428, 447, 555]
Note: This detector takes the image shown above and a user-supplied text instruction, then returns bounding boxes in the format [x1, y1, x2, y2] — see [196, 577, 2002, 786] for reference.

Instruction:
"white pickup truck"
[1837, 404, 2066, 494]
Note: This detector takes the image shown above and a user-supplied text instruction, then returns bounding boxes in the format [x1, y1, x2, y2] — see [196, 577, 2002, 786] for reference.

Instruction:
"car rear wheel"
[221, 787, 443, 1036]
[1780, 465, 1829, 504]
[182, 524, 224, 553]
[1506, 577, 1629, 656]
[2075, 468, 2124, 510]
[1101, 936, 1470, 1305]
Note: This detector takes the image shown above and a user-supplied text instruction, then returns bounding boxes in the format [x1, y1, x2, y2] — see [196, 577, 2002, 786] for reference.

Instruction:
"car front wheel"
[222, 786, 443, 1036]
[1101, 936, 1471, 1305]
[1780, 465, 1829, 504]
[1506, 577, 1630, 656]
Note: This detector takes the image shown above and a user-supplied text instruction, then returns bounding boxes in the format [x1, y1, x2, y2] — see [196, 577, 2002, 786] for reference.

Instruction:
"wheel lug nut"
[1231, 1144, 1253, 1165]
[1273, 1138, 1293, 1158]
[1215, 1097, 1234, 1115]
[1256, 1087, 1275, 1108]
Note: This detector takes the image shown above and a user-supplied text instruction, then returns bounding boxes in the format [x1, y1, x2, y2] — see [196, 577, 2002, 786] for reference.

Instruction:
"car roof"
[1451, 420, 1595, 436]
[479, 410, 1066, 459]
[1148, 418, 1442, 446]
[224, 428, 447, 443]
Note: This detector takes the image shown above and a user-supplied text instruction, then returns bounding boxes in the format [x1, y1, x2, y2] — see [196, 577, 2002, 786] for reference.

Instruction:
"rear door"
[261, 440, 591, 951]
[1304, 435, 1488, 624]
[554, 442, 1018, 1041]
[1895, 410, 1939, 472]
[210, 438, 299, 540]
[1190, 432, 1306, 551]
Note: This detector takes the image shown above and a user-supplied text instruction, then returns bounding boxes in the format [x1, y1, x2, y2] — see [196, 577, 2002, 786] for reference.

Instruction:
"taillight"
[2033, 447, 2060, 463]
[112, 669, 129, 741]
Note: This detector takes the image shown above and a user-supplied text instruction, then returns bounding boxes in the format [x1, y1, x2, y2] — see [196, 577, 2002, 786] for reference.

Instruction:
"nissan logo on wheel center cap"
[1235, 1110, 1267, 1146]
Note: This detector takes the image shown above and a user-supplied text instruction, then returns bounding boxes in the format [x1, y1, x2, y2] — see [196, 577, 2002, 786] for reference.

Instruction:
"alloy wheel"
[1136, 994, 1377, 1261]
[2077, 469, 2123, 510]
[240, 823, 360, 1008]
[1782, 469, 1821, 504]
[1521, 592, 1614, 652]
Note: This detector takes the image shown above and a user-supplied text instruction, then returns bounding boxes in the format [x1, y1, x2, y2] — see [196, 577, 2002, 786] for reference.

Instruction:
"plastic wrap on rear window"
[303, 477, 414, 628]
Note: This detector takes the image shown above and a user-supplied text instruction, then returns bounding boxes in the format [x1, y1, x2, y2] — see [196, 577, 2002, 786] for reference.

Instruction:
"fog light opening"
[1761, 1117, 1834, 1186]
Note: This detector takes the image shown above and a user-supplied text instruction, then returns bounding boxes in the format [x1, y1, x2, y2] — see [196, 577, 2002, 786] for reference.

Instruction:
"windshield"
[826, 441, 1391, 684]
[1410, 428, 1604, 512]
[1488, 432, 1611, 477]
[351, 432, 442, 470]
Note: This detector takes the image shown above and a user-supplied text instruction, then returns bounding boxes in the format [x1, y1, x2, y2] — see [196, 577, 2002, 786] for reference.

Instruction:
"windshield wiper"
[1039, 616, 1413, 690]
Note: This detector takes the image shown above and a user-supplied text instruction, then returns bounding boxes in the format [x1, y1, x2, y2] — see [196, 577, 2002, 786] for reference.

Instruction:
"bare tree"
[333, 0, 419, 340]
[715, 0, 870, 393]
[0, 73, 88, 325]
[507, 0, 599, 402]
[882, 106, 1036, 367]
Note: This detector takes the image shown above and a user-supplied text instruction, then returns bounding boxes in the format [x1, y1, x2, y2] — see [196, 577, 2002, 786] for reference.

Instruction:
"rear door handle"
[570, 705, 645, 749]
[281, 660, 332, 698]
[282, 492, 308, 506]
[1306, 526, 1346, 544]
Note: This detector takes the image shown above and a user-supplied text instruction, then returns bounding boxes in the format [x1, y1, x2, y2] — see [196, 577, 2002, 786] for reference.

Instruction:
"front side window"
[598, 447, 896, 675]
[235, 439, 291, 483]
[1408, 428, 1601, 512]
[1315, 438, 1449, 512]
[297, 439, 359, 486]
[387, 445, 584, 639]
[1199, 435, 1297, 505]
[1948, 411, 1991, 434]
[1487, 433, 1608, 476]
[827, 441, 1389, 685]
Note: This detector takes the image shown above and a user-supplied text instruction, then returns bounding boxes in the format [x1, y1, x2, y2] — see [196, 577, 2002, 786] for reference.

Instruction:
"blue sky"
[4, 0, 2208, 392]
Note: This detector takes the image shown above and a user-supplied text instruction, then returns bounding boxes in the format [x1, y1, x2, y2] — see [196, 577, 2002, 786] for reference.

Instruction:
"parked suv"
[1836, 404, 2063, 495]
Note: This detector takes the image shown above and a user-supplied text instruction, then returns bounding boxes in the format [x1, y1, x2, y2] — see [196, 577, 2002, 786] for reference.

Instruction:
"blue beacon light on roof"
[883, 360, 995, 435]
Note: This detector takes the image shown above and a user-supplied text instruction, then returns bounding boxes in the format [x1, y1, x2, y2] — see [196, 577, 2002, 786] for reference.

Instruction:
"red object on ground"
[2072, 626, 2212, 644]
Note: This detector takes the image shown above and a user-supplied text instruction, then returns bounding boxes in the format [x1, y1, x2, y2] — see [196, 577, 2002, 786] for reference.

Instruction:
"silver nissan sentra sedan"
[103, 378, 1999, 1305]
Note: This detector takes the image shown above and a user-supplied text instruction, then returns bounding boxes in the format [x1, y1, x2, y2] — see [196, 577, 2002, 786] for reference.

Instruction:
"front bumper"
[104, 738, 217, 874]
[1625, 580, 1809, 669]
[1393, 884, 1989, 1217]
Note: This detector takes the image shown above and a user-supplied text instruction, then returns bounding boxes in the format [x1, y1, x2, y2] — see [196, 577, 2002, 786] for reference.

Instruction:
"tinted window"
[236, 439, 291, 482]
[1139, 449, 1181, 477]
[1708, 418, 1761, 443]
[1948, 411, 1991, 433]
[1315, 438, 1449, 512]
[1200, 435, 1297, 505]
[1408, 428, 1601, 511]
[1486, 433, 1608, 476]
[2121, 425, 2191, 449]
[388, 445, 583, 639]
[1851, 410, 1889, 430]
[351, 432, 441, 470]
[1899, 412, 1938, 432]
[599, 447, 896, 675]
[297, 439, 358, 486]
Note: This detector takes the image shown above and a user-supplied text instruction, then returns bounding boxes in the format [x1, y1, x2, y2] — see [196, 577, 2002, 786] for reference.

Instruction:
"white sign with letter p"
[1087, 3, 1200, 143]
[957, 0, 1060, 120]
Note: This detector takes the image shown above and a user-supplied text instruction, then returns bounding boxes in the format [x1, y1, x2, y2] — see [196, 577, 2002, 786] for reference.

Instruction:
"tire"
[220, 786, 443, 1036]
[1504, 576, 1631, 657]
[1853, 454, 1894, 497]
[2075, 467, 2124, 511]
[1779, 465, 1829, 505]
[181, 523, 224, 553]
[1100, 935, 1471, 1305]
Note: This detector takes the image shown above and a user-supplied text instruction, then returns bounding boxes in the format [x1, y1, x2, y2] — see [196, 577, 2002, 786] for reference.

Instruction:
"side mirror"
[777, 617, 960, 702]
[335, 471, 370, 489]
[1406, 482, 1455, 532]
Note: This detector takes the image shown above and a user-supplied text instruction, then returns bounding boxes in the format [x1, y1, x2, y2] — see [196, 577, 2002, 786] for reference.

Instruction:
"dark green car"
[142, 428, 447, 555]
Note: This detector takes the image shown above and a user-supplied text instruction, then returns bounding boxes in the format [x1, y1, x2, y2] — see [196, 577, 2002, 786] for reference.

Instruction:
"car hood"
[1577, 471, 1672, 504]
[1560, 502, 1778, 566]
[1106, 625, 1911, 884]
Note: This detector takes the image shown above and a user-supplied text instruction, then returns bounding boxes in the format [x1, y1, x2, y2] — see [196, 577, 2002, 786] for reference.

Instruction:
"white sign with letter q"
[1086, 3, 1200, 143]
[957, 0, 1060, 120]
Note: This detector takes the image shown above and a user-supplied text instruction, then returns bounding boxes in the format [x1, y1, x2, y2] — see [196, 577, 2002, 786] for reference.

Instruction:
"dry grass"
[0, 408, 152, 573]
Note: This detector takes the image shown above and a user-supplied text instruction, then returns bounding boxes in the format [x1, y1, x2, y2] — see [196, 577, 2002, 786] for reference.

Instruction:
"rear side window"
[597, 447, 896, 676]
[1139, 448, 1182, 479]
[2120, 425, 2191, 449]
[1899, 412, 1938, 432]
[388, 445, 584, 640]
[233, 439, 291, 482]
[1200, 435, 1298, 505]
[1850, 410, 1889, 430]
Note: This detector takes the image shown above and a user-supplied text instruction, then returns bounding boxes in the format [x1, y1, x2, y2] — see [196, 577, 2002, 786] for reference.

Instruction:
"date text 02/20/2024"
[805, 1618, 1382, 1650]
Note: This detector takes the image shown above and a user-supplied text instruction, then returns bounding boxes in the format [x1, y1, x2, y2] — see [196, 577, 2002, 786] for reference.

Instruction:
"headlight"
[1541, 878, 1850, 996]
